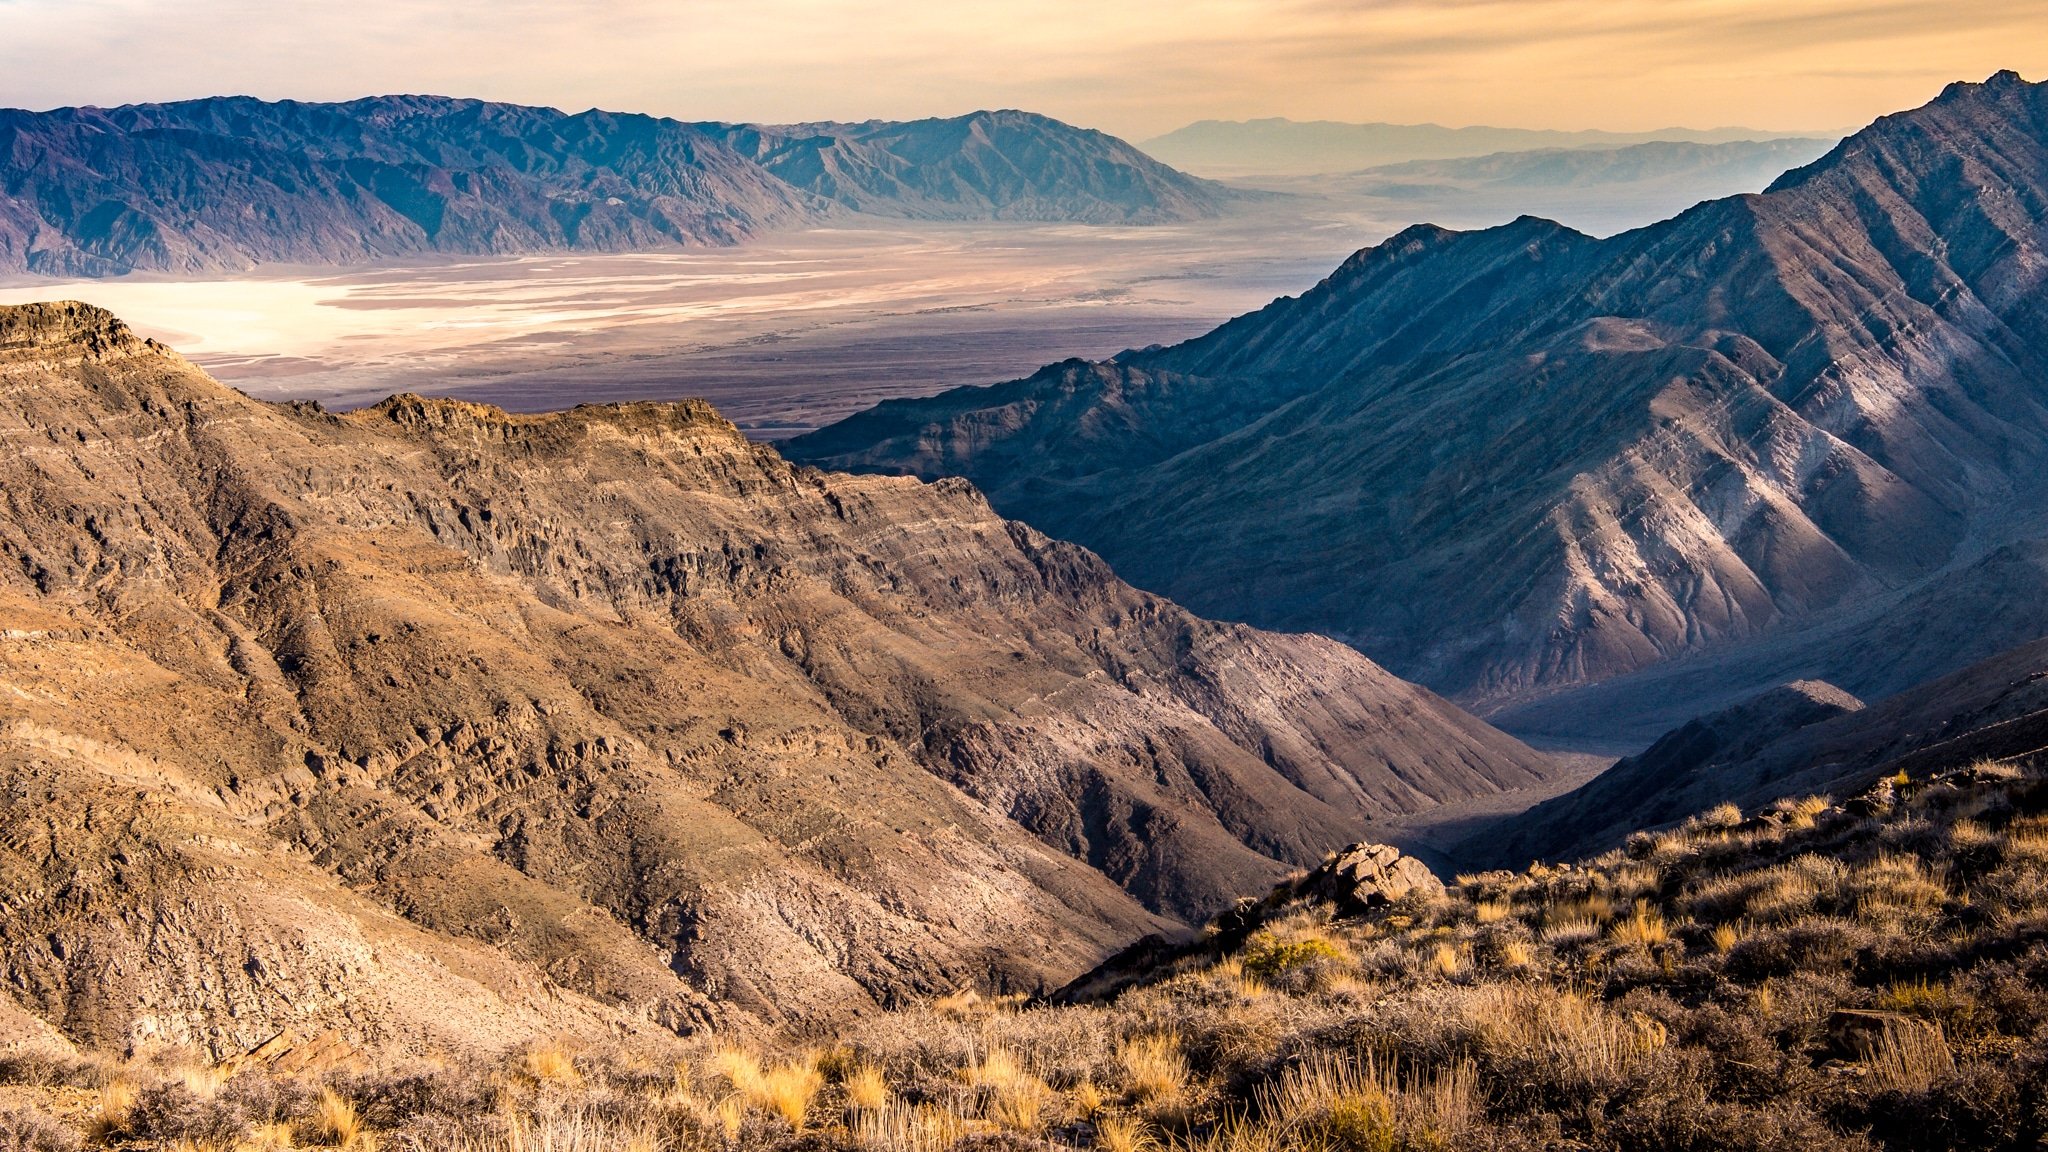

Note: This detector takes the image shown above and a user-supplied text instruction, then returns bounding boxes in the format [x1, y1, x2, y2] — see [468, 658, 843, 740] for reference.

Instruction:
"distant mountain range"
[0, 96, 1232, 276]
[1292, 137, 1839, 237]
[1141, 115, 1838, 177]
[1348, 138, 1835, 188]
[788, 71, 2048, 740]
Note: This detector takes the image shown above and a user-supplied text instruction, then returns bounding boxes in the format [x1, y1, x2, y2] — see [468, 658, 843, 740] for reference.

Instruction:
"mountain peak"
[1945, 68, 2032, 98]
[0, 300, 153, 358]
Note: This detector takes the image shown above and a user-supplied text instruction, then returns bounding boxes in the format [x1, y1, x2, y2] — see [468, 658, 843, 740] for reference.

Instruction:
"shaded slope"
[709, 110, 1232, 223]
[1491, 632, 2048, 866]
[790, 72, 2048, 719]
[0, 97, 1228, 276]
[0, 301, 1552, 1055]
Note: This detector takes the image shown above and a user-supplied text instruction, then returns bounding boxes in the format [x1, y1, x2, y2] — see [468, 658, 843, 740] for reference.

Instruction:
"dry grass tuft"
[1117, 1033, 1188, 1104]
[843, 1062, 890, 1112]
[1710, 920, 1745, 954]
[88, 1078, 136, 1142]
[1865, 1020, 1956, 1093]
[522, 1042, 581, 1088]
[854, 1101, 976, 1152]
[1095, 1112, 1156, 1152]
[313, 1088, 367, 1149]
[245, 1120, 298, 1150]
[1608, 902, 1670, 948]
[755, 1058, 824, 1131]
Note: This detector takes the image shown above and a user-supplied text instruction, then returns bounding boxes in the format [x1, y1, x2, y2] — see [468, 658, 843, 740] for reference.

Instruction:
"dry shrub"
[1612, 865, 1660, 898]
[714, 1048, 763, 1098]
[932, 989, 983, 1020]
[1695, 803, 1744, 831]
[1541, 912, 1600, 948]
[1254, 1051, 1476, 1152]
[1466, 985, 1667, 1090]
[176, 1062, 229, 1100]
[2003, 815, 2048, 859]
[1950, 819, 1995, 848]
[1241, 930, 1345, 980]
[967, 1047, 1050, 1133]
[715, 1096, 745, 1141]
[1073, 1079, 1106, 1118]
[460, 1110, 653, 1152]
[1, 1108, 81, 1152]
[1850, 853, 1948, 919]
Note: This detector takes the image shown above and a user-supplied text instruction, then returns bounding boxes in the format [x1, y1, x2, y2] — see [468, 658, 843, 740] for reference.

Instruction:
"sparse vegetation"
[8, 761, 2048, 1151]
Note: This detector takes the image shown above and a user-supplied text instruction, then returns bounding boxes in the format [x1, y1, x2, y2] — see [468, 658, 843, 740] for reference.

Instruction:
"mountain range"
[0, 96, 1231, 276]
[786, 71, 2048, 739]
[1140, 115, 1835, 177]
[0, 300, 1554, 1055]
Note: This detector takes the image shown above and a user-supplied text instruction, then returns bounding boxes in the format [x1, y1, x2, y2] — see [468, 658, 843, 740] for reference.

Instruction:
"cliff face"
[0, 302, 1551, 1056]
[788, 73, 2048, 724]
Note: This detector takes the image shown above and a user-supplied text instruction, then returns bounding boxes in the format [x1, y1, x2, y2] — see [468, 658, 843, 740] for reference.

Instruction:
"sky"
[0, 0, 2043, 139]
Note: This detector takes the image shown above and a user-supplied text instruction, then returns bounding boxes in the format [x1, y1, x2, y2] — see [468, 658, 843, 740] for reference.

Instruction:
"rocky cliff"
[0, 301, 1551, 1057]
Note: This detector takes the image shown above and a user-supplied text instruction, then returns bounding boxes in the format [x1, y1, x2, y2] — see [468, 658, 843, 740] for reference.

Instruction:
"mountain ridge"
[0, 299, 1553, 1056]
[1140, 114, 1839, 176]
[0, 96, 1232, 276]
[787, 71, 2048, 732]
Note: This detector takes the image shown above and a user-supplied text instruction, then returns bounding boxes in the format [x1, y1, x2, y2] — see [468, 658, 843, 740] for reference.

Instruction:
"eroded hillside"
[0, 301, 1552, 1059]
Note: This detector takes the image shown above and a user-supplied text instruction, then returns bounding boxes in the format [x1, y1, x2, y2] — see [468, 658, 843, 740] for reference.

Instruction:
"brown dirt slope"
[0, 301, 1552, 1057]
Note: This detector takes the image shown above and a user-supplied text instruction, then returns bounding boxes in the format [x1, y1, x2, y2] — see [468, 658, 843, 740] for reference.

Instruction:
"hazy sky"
[0, 0, 2042, 138]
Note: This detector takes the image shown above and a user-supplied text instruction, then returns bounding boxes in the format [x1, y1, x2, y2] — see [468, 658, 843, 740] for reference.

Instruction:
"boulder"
[1307, 843, 1446, 912]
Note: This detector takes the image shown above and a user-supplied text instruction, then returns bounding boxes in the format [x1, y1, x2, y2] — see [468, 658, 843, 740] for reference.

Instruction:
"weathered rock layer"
[0, 302, 1551, 1057]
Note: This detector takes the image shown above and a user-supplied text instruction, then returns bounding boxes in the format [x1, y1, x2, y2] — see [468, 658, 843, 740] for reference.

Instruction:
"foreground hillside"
[790, 71, 2048, 733]
[6, 751, 2041, 1151]
[0, 97, 1230, 276]
[0, 301, 1551, 1057]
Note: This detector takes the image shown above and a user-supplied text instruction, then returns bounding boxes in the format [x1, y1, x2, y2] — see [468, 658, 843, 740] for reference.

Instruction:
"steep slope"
[0, 301, 1552, 1056]
[789, 72, 2048, 723]
[0, 97, 1228, 276]
[0, 96, 817, 276]
[1491, 633, 2048, 866]
[708, 111, 1232, 223]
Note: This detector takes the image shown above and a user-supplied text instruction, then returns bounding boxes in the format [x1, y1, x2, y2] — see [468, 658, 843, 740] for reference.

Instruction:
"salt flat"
[0, 163, 1804, 438]
[0, 213, 1361, 437]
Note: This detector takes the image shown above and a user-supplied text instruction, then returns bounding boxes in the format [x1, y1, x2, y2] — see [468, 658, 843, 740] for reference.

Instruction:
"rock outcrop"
[1304, 842, 1447, 912]
[0, 301, 1553, 1057]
